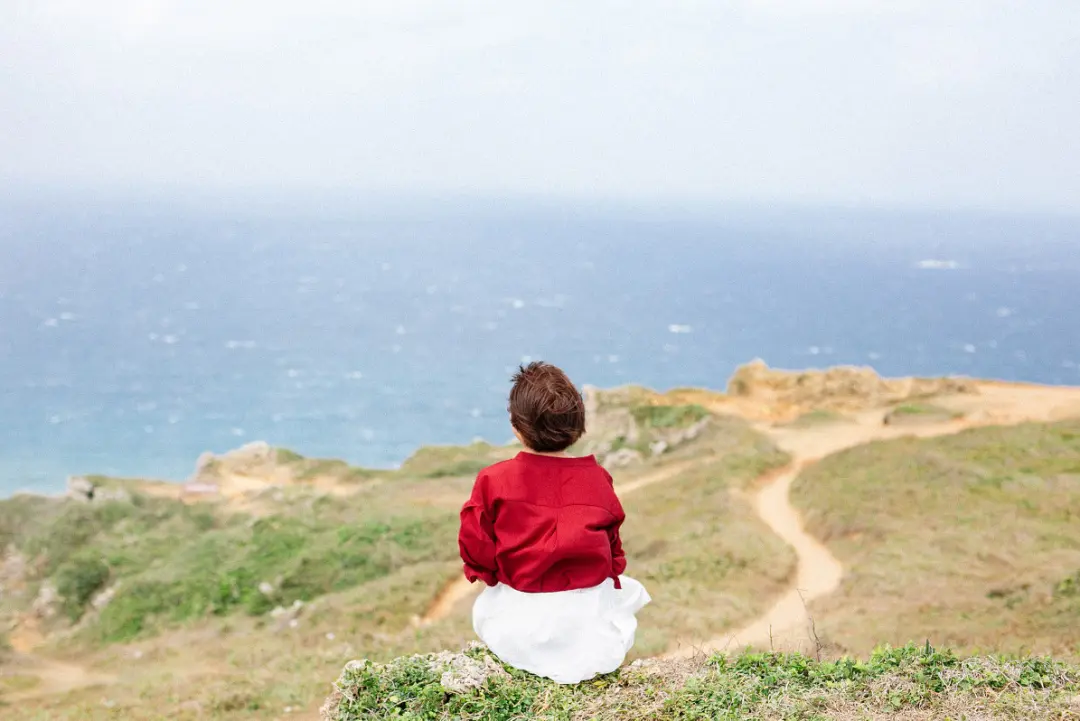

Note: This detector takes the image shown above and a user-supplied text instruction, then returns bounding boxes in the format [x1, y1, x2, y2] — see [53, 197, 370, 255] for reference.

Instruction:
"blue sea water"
[1, 196, 1078, 494]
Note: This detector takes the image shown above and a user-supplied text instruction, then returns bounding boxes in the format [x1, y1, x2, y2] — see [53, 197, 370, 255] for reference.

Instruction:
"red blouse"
[458, 452, 627, 593]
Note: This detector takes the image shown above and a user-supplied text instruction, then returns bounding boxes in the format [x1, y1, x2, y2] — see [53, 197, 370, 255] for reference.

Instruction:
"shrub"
[423, 459, 490, 478]
[54, 553, 111, 621]
[631, 404, 710, 430]
[276, 448, 305, 464]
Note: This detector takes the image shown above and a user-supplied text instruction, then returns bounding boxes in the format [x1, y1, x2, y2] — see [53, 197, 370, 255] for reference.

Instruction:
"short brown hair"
[508, 362, 586, 452]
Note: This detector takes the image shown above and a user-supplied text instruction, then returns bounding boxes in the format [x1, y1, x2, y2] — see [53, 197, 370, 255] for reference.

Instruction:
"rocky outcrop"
[31, 581, 60, 619]
[321, 644, 509, 720]
[726, 360, 976, 419]
[189, 441, 275, 484]
[603, 448, 644, 468]
[579, 386, 715, 467]
[581, 385, 644, 445]
[65, 476, 131, 503]
[0, 546, 27, 601]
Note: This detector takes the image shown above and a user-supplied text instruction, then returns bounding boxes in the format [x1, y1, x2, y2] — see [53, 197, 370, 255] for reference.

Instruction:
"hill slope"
[5, 364, 1080, 719]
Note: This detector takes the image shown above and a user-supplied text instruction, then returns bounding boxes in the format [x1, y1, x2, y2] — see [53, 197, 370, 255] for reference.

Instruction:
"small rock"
[649, 440, 669, 457]
[258, 581, 274, 596]
[428, 648, 509, 694]
[32, 581, 59, 619]
[91, 584, 118, 610]
[272, 599, 305, 630]
[604, 448, 643, 468]
[66, 476, 95, 502]
[94, 487, 131, 503]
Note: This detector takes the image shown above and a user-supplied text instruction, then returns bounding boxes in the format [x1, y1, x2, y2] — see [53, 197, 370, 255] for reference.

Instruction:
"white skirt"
[472, 576, 651, 684]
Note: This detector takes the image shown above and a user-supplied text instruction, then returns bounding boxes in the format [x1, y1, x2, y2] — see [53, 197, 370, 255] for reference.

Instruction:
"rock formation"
[65, 476, 131, 503]
[579, 385, 713, 467]
[726, 359, 976, 420]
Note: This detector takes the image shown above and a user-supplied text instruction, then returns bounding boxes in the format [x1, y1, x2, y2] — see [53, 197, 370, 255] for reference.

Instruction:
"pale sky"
[2, 1, 1079, 211]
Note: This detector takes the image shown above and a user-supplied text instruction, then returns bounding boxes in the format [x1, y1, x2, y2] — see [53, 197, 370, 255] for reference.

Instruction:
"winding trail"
[690, 459, 842, 655]
[1, 619, 115, 704]
[1, 656, 115, 704]
[420, 383, 1080, 641]
[670, 382, 1080, 657]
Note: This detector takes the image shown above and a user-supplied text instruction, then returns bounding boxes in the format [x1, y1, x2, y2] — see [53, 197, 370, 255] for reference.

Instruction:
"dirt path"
[416, 461, 696, 626]
[420, 382, 1080, 634]
[1, 616, 116, 704]
[670, 382, 1080, 657]
[1, 656, 115, 703]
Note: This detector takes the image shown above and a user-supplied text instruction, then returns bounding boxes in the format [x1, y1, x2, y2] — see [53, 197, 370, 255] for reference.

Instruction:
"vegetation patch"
[270, 450, 384, 484]
[275, 448, 305, 465]
[883, 402, 962, 426]
[54, 552, 111, 621]
[782, 409, 849, 428]
[323, 643, 1080, 720]
[1055, 570, 1080, 599]
[631, 404, 710, 430]
[400, 441, 513, 479]
[0, 487, 459, 644]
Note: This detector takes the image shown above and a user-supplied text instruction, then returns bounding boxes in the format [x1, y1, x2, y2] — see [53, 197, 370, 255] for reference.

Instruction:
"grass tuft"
[631, 405, 711, 430]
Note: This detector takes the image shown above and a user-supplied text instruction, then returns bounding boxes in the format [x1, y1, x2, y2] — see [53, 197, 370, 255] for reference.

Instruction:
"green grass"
[1057, 569, 1080, 599]
[885, 402, 961, 420]
[399, 441, 514, 478]
[791, 419, 1080, 660]
[93, 509, 459, 642]
[54, 552, 111, 621]
[274, 448, 305, 464]
[631, 404, 711, 430]
[421, 458, 492, 479]
[782, 409, 849, 428]
[0, 483, 460, 644]
[324, 643, 1080, 720]
[270, 450, 385, 484]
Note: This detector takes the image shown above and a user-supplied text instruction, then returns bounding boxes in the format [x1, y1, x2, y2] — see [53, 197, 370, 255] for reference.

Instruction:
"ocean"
[2, 196, 1078, 495]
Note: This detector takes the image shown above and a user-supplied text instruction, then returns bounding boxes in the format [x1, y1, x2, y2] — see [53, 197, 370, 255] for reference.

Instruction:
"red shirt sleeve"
[458, 472, 498, 586]
[604, 470, 627, 588]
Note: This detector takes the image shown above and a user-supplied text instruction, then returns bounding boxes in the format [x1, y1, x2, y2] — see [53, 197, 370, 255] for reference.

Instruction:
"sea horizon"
[2, 196, 1078, 495]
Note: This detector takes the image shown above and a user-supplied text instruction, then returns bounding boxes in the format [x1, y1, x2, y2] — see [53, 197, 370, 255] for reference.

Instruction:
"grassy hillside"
[619, 415, 791, 656]
[790, 419, 1080, 659]
[323, 643, 1080, 720]
[0, 394, 793, 719]
[0, 479, 461, 646]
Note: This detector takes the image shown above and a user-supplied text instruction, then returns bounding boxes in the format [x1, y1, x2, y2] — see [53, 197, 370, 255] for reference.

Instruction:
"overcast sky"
[2, 1, 1079, 211]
